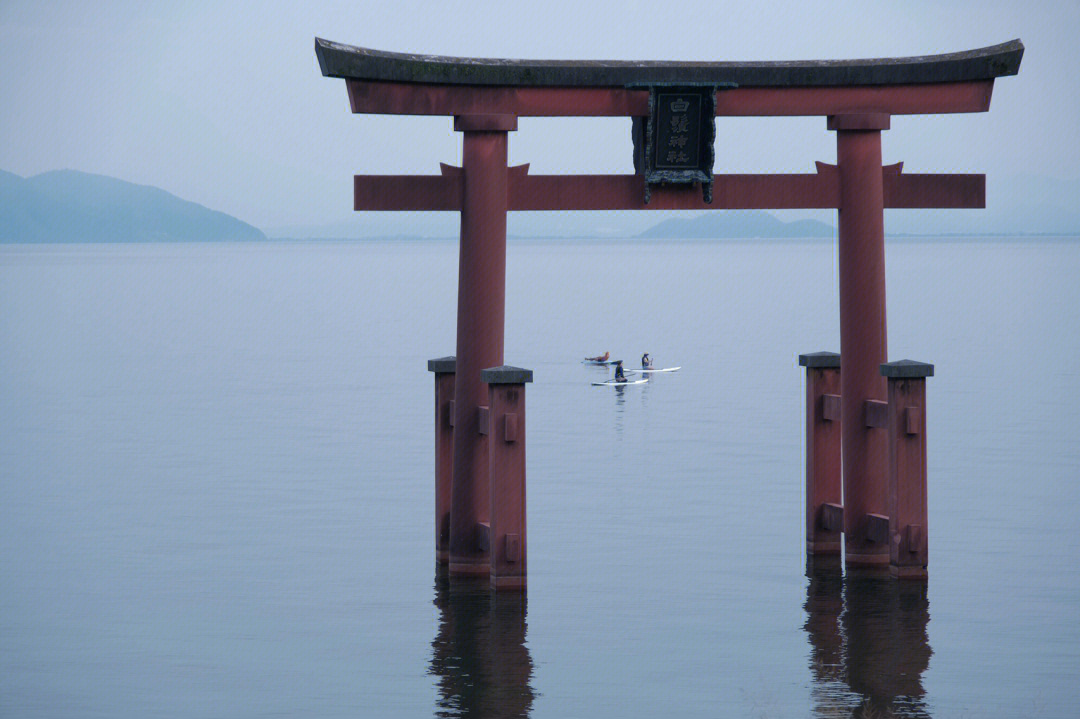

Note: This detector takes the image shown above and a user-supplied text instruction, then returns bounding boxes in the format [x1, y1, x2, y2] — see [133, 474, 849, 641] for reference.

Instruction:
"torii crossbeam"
[317, 38, 1022, 588]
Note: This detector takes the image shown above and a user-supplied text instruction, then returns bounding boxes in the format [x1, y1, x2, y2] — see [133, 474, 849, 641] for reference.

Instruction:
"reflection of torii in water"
[804, 558, 931, 718]
[430, 574, 534, 716]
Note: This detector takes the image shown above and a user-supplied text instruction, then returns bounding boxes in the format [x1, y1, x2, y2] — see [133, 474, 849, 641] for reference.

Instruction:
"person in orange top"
[585, 351, 610, 362]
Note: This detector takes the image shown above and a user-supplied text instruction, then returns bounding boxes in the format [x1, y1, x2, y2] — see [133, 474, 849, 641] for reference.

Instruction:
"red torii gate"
[316, 38, 1022, 589]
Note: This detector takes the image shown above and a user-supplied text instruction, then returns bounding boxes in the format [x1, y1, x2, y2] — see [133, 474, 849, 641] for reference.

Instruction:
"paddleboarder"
[585, 351, 610, 362]
[641, 353, 653, 371]
[613, 360, 628, 383]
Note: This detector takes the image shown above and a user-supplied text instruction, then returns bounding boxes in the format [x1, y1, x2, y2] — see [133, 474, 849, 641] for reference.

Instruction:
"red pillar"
[831, 113, 890, 566]
[799, 352, 843, 555]
[482, 366, 531, 590]
[428, 357, 456, 564]
[882, 360, 933, 579]
[449, 114, 516, 576]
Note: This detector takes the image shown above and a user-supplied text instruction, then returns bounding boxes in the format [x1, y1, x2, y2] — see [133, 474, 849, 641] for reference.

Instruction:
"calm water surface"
[2, 238, 1078, 717]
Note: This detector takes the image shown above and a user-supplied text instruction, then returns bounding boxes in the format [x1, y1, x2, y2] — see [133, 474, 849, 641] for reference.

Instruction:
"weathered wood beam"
[354, 164, 984, 212]
[354, 163, 462, 211]
[508, 170, 838, 211]
[345, 80, 997, 118]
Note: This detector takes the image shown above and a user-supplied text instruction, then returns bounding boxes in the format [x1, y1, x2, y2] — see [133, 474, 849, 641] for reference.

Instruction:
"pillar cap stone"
[799, 351, 841, 369]
[881, 359, 934, 378]
[827, 113, 891, 131]
[481, 365, 533, 384]
[454, 114, 518, 132]
[427, 356, 456, 373]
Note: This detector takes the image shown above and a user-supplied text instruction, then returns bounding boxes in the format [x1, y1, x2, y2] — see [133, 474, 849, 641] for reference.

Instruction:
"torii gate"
[316, 38, 1022, 589]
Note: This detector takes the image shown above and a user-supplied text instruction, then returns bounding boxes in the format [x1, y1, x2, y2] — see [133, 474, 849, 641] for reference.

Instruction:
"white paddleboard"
[592, 378, 648, 387]
[629, 366, 681, 374]
[582, 359, 618, 366]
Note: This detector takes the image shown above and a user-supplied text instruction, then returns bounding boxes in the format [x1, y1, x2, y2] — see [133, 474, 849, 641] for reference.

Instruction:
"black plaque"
[632, 85, 721, 203]
[654, 92, 703, 171]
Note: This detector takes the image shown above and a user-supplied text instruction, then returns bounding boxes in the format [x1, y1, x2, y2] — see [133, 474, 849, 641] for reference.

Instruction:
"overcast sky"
[1, 1, 1075, 230]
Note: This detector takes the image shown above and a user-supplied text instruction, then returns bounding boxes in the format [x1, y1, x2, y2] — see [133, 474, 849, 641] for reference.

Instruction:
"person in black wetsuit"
[613, 360, 628, 383]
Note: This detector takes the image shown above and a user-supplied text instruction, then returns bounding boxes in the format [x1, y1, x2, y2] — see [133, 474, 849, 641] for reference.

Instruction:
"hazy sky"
[1, 1, 1075, 230]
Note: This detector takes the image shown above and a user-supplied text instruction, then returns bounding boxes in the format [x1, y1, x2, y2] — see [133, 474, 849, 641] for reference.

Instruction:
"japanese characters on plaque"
[634, 85, 717, 204]
[654, 93, 701, 171]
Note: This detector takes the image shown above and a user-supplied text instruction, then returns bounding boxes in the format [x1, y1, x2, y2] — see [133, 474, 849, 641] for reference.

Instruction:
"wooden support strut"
[799, 355, 936, 577]
[799, 352, 843, 556]
[482, 366, 532, 591]
[883, 360, 934, 579]
[428, 357, 456, 564]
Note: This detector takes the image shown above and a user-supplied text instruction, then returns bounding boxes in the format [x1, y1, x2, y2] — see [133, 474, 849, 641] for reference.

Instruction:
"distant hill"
[638, 210, 834, 239]
[0, 169, 265, 243]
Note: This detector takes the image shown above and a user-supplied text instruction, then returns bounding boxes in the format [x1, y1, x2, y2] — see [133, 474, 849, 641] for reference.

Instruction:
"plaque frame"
[631, 83, 732, 204]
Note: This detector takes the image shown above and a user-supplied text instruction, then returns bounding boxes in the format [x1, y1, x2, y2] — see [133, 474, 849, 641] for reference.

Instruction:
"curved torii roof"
[316, 38, 1022, 88]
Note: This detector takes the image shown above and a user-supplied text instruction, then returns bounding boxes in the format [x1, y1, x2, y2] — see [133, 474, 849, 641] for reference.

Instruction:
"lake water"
[2, 238, 1078, 718]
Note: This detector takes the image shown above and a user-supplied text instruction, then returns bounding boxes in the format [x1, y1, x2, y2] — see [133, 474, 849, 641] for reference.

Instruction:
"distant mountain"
[639, 210, 834, 239]
[0, 170, 265, 243]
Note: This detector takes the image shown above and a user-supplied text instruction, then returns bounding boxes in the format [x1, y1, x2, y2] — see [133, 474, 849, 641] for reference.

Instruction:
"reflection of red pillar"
[429, 357, 456, 564]
[799, 352, 843, 555]
[449, 114, 516, 575]
[430, 575, 535, 716]
[843, 569, 931, 712]
[831, 113, 890, 566]
[482, 366, 531, 591]
[882, 360, 933, 579]
[803, 555, 845, 714]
